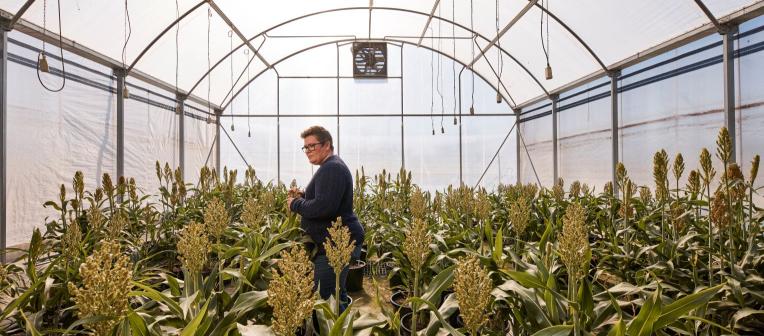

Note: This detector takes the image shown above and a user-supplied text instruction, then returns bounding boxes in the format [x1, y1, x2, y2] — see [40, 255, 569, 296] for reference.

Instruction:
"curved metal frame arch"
[131, 6, 551, 100]
[197, 7, 551, 99]
[219, 37, 512, 113]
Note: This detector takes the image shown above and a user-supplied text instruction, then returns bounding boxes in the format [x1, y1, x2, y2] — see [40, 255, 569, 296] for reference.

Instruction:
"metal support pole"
[115, 69, 126, 181]
[215, 110, 222, 175]
[609, 70, 620, 195]
[722, 27, 738, 163]
[177, 95, 186, 180]
[551, 95, 559, 183]
[336, 43, 341, 155]
[400, 46, 405, 170]
[458, 68, 463, 185]
[516, 113, 521, 185]
[276, 76, 281, 183]
[0, 29, 7, 262]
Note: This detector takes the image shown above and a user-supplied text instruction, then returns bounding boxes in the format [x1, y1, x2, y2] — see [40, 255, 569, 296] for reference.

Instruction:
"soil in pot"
[390, 290, 412, 317]
[401, 312, 431, 336]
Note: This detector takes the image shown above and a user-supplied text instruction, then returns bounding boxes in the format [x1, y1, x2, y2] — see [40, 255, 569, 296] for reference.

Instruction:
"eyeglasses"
[301, 141, 324, 153]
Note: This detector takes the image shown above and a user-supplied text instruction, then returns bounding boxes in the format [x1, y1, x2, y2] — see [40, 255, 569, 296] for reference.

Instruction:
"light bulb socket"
[496, 92, 503, 104]
[453, 117, 457, 125]
[38, 53, 50, 73]
[122, 86, 130, 99]
[231, 124, 235, 131]
[440, 126, 444, 134]
[545, 64, 553, 80]
[431, 129, 435, 136]
[248, 131, 251, 137]
[469, 106, 475, 115]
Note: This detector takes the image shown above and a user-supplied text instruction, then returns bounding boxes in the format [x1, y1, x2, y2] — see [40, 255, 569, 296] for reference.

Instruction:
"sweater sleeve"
[290, 163, 345, 219]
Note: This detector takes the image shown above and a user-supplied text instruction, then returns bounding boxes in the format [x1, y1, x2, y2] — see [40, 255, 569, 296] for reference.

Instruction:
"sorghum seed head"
[700, 148, 716, 185]
[639, 186, 652, 204]
[552, 178, 565, 202]
[177, 221, 210, 274]
[67, 240, 132, 335]
[324, 217, 355, 277]
[653, 150, 669, 201]
[616, 162, 627, 187]
[73, 171, 85, 199]
[604, 182, 613, 196]
[673, 153, 685, 183]
[716, 127, 732, 164]
[454, 255, 492, 334]
[687, 170, 701, 197]
[269, 246, 315, 336]
[569, 181, 581, 199]
[204, 197, 229, 239]
[750, 155, 760, 186]
[403, 217, 431, 271]
[558, 203, 590, 277]
[107, 211, 128, 239]
[619, 179, 635, 219]
[62, 219, 82, 261]
[508, 196, 531, 237]
[726, 163, 746, 202]
[710, 189, 731, 230]
[410, 187, 427, 220]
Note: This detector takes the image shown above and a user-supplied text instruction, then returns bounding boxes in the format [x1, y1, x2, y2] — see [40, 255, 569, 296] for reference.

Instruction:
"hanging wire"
[429, 26, 435, 136]
[452, 0, 457, 125]
[36, 0, 67, 92]
[496, 0, 504, 102]
[437, 4, 444, 134]
[207, 7, 212, 122]
[122, 0, 131, 69]
[229, 30, 235, 131]
[245, 49, 251, 138]
[175, 0, 179, 94]
[541, 0, 551, 72]
[470, 0, 475, 114]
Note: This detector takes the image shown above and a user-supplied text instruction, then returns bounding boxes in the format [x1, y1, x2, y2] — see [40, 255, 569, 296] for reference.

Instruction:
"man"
[287, 125, 365, 311]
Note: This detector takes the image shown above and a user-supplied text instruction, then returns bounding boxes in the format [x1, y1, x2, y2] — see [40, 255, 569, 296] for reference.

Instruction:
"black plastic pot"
[390, 290, 411, 317]
[401, 312, 430, 336]
[347, 260, 366, 292]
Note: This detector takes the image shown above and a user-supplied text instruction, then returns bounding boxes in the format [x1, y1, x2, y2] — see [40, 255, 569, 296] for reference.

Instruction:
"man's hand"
[287, 196, 295, 210]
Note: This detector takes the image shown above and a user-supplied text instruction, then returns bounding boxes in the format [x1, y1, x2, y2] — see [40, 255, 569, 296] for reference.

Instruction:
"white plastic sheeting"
[7, 31, 116, 246]
[5, 30, 216, 246]
[3, 0, 760, 108]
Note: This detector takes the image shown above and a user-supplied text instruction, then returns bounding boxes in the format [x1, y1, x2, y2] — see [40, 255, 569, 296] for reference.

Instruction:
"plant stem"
[411, 270, 420, 335]
[335, 269, 342, 314]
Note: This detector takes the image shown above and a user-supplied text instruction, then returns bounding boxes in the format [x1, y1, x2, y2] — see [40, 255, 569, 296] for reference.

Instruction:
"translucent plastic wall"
[517, 16, 764, 192]
[5, 31, 216, 246]
[736, 16, 764, 200]
[220, 43, 517, 192]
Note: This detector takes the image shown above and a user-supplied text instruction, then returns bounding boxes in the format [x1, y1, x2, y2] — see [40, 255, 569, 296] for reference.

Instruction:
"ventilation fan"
[352, 42, 387, 78]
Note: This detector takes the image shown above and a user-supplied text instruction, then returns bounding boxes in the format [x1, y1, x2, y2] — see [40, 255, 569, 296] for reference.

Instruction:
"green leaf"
[732, 308, 764, 329]
[408, 297, 465, 336]
[131, 281, 184, 319]
[181, 299, 210, 336]
[626, 286, 662, 336]
[230, 290, 269, 316]
[530, 325, 573, 336]
[20, 311, 42, 336]
[507, 270, 546, 289]
[127, 309, 150, 336]
[653, 284, 723, 330]
[607, 318, 626, 336]
[420, 265, 455, 304]
[493, 227, 504, 266]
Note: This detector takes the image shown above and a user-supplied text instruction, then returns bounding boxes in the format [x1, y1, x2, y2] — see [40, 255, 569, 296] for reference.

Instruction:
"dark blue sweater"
[289, 155, 365, 256]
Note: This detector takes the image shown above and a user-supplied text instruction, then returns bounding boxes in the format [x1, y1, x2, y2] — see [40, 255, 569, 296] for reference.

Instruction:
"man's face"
[303, 135, 331, 165]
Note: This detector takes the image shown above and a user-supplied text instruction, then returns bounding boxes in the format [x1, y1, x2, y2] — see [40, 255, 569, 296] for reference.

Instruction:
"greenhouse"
[0, 0, 763, 334]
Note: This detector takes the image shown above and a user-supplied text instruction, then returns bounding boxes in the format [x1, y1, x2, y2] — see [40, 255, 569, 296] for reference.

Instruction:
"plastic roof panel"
[2, 0, 762, 108]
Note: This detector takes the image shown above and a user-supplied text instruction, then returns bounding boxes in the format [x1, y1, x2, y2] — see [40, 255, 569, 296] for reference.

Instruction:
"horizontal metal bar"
[223, 113, 517, 118]
[278, 75, 403, 79]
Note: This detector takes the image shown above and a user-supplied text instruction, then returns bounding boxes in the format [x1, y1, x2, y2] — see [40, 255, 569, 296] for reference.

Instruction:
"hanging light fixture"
[470, 106, 475, 115]
[122, 85, 130, 99]
[541, 0, 553, 80]
[496, 92, 502, 104]
[38, 53, 50, 73]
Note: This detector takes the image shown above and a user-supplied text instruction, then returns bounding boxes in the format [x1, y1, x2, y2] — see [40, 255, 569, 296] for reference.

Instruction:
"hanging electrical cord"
[452, 0, 457, 125]
[121, 0, 131, 98]
[437, 4, 444, 134]
[36, 0, 67, 92]
[469, 0, 475, 115]
[496, 0, 504, 103]
[541, 0, 553, 80]
[429, 26, 435, 136]
[245, 49, 251, 138]
[229, 30, 235, 131]
[175, 0, 179, 95]
[207, 7, 212, 123]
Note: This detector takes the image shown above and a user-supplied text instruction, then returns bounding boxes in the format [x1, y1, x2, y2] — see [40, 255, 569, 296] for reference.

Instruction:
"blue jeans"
[313, 244, 362, 312]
